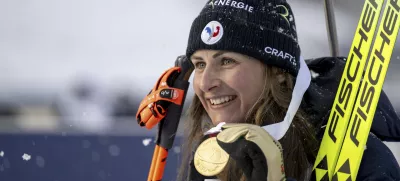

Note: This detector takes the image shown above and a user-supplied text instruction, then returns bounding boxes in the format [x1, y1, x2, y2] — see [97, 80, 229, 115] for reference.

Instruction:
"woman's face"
[191, 50, 265, 125]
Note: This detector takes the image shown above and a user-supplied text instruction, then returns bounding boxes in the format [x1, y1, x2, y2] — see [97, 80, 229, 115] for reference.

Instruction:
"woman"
[177, 0, 400, 180]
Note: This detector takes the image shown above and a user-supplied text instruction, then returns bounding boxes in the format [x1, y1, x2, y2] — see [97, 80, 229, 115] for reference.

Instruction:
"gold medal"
[194, 137, 229, 176]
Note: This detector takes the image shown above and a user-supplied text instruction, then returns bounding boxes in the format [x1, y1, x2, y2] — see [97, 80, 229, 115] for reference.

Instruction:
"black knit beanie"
[186, 0, 301, 76]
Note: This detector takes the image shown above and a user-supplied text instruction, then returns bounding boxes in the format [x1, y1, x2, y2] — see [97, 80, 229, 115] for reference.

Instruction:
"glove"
[216, 123, 286, 181]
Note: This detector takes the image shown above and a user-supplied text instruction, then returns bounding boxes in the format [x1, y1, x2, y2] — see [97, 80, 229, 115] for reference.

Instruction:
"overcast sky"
[0, 0, 399, 102]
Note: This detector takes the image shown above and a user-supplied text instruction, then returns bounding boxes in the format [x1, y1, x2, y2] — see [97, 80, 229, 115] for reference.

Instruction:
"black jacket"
[305, 56, 400, 180]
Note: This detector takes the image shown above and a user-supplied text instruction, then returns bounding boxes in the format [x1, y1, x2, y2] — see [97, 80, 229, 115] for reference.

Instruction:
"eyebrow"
[191, 51, 228, 60]
[212, 51, 227, 58]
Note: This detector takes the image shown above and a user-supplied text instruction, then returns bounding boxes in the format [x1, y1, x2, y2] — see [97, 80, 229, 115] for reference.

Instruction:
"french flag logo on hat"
[201, 21, 224, 45]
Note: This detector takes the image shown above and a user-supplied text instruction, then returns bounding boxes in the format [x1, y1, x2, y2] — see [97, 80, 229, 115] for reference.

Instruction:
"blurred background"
[0, 0, 399, 180]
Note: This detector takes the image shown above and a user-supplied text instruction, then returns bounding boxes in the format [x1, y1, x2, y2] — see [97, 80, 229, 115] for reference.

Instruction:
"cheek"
[228, 67, 264, 106]
[230, 68, 263, 91]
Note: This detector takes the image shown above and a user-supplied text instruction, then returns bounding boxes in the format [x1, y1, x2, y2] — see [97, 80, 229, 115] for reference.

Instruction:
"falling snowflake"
[22, 153, 31, 161]
[109, 145, 120, 156]
[310, 70, 320, 79]
[289, 15, 293, 21]
[173, 146, 181, 154]
[36, 156, 45, 168]
[278, 27, 284, 33]
[142, 138, 152, 146]
[0, 151, 4, 157]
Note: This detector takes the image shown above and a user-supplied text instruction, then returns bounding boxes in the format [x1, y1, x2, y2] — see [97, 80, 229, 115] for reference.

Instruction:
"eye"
[194, 62, 206, 69]
[222, 58, 236, 65]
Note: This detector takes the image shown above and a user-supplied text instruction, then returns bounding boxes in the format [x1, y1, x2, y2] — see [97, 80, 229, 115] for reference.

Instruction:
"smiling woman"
[182, 49, 318, 180]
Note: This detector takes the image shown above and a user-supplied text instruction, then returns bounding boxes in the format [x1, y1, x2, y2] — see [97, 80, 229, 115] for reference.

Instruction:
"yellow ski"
[332, 0, 400, 180]
[313, 0, 385, 180]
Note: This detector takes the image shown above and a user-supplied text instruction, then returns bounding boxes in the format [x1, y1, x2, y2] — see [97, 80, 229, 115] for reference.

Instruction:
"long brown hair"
[177, 64, 319, 181]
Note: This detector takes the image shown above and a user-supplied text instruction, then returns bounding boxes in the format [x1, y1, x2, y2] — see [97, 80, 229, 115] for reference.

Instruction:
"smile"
[209, 95, 237, 105]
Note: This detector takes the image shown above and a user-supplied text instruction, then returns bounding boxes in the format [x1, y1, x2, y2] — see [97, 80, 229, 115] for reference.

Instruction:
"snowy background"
[0, 0, 399, 180]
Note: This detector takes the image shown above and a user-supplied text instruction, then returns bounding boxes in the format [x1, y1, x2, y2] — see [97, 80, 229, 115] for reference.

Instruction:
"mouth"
[208, 95, 237, 106]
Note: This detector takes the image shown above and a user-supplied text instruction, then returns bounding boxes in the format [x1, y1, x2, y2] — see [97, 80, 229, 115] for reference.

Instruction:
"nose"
[198, 66, 221, 92]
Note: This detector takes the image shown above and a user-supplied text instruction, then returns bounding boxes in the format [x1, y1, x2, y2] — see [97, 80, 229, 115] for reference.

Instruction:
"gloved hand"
[216, 123, 286, 181]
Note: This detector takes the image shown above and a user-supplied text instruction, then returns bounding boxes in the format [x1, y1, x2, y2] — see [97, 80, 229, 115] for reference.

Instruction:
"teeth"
[210, 96, 235, 105]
